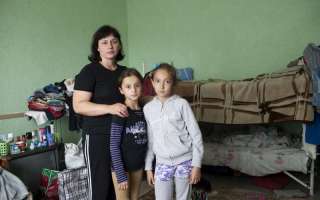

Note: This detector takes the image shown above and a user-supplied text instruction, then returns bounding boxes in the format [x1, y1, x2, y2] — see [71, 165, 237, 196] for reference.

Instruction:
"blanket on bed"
[174, 66, 314, 124]
[202, 126, 308, 176]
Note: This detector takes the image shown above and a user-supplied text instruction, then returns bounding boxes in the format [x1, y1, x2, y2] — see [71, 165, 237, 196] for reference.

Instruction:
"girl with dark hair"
[110, 68, 148, 200]
[73, 25, 127, 200]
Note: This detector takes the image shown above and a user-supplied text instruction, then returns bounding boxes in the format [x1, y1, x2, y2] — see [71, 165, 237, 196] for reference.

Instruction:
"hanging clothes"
[303, 43, 320, 107]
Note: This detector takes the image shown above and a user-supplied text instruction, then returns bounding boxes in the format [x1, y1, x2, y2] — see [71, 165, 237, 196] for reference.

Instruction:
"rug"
[139, 188, 309, 200]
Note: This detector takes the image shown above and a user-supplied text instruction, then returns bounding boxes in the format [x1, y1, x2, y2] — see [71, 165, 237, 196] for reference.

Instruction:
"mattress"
[202, 142, 308, 176]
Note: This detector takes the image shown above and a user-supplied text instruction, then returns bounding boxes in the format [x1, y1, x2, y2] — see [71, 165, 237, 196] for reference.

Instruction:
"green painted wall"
[126, 0, 320, 80]
[2, 0, 320, 141]
[0, 0, 128, 142]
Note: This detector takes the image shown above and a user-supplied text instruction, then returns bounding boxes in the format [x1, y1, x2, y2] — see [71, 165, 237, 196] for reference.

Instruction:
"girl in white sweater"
[143, 63, 204, 200]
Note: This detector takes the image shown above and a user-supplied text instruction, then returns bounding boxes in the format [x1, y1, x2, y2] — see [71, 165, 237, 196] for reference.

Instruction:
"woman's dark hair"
[118, 68, 143, 87]
[88, 25, 125, 62]
[151, 63, 177, 85]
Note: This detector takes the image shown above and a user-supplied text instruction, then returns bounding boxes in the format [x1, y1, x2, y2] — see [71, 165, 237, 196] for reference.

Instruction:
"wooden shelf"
[1, 145, 57, 161]
[0, 112, 25, 120]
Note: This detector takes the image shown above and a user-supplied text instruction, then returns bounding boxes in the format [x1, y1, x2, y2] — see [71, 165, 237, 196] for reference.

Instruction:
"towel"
[25, 111, 48, 125]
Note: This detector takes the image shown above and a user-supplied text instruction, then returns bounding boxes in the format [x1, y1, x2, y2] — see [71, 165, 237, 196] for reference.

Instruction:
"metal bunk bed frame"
[282, 123, 317, 196]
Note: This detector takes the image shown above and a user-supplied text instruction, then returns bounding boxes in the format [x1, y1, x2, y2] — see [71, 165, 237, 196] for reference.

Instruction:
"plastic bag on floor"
[39, 168, 59, 200]
[64, 140, 85, 169]
[191, 178, 211, 200]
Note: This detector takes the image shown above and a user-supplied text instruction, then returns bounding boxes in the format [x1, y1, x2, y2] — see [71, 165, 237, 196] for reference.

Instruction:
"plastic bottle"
[46, 125, 54, 146]
[49, 123, 56, 144]
[7, 133, 14, 143]
[42, 135, 48, 147]
[29, 141, 35, 150]
[31, 130, 39, 148]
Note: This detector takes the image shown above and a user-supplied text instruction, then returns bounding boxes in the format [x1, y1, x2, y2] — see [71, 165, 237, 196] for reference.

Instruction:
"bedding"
[202, 126, 309, 176]
[199, 66, 313, 124]
[173, 66, 314, 124]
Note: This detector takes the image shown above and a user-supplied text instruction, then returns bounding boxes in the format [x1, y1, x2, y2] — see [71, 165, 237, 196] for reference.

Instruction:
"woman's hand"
[146, 170, 155, 186]
[118, 181, 128, 190]
[189, 167, 201, 184]
[110, 103, 128, 117]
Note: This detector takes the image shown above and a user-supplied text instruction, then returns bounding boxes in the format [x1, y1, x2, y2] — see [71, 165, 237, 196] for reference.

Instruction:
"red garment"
[252, 173, 289, 190]
[143, 72, 155, 96]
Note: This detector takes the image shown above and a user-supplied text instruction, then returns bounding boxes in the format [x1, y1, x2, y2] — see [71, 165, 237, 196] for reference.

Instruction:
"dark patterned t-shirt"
[110, 108, 148, 183]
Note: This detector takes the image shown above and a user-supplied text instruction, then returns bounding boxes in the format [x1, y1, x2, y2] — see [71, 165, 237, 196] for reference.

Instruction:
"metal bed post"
[281, 123, 317, 196]
[310, 158, 315, 196]
[283, 159, 314, 196]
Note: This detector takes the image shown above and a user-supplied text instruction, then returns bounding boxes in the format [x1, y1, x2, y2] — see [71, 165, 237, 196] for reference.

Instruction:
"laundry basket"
[58, 166, 88, 200]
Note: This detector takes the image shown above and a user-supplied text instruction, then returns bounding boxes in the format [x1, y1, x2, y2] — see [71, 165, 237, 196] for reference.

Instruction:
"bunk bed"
[201, 123, 316, 196]
[174, 65, 317, 196]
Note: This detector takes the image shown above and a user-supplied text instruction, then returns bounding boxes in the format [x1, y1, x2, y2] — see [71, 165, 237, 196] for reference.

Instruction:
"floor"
[139, 169, 320, 199]
[206, 173, 319, 200]
[139, 179, 153, 197]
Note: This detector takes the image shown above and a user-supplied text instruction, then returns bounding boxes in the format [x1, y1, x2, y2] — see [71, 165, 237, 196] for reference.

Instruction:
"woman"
[73, 25, 128, 200]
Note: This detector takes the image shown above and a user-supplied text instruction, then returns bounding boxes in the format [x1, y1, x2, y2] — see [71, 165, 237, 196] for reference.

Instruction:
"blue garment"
[43, 84, 60, 94]
[305, 112, 320, 145]
[303, 43, 320, 107]
[176, 68, 193, 80]
[311, 72, 320, 106]
[303, 43, 320, 71]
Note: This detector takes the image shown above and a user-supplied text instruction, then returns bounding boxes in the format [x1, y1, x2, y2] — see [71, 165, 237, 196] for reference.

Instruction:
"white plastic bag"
[64, 140, 85, 169]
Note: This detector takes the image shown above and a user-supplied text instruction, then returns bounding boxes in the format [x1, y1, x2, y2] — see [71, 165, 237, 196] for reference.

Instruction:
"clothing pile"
[0, 167, 29, 200]
[26, 79, 74, 126]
